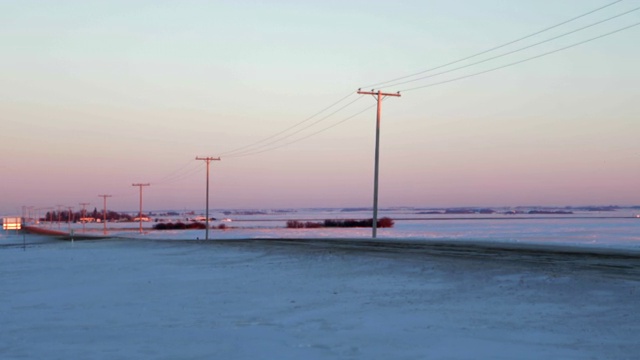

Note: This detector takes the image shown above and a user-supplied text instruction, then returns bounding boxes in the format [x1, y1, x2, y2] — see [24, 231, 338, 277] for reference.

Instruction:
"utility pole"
[56, 204, 64, 230]
[357, 89, 401, 238]
[26, 206, 33, 224]
[195, 156, 221, 240]
[132, 183, 150, 234]
[98, 195, 112, 235]
[79, 202, 90, 233]
[38, 207, 53, 227]
[67, 206, 74, 232]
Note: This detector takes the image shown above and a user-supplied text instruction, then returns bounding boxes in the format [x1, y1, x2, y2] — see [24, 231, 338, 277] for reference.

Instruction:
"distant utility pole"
[56, 204, 64, 230]
[195, 156, 221, 240]
[132, 183, 150, 234]
[357, 89, 401, 239]
[26, 206, 33, 224]
[98, 195, 112, 235]
[79, 202, 90, 233]
[38, 207, 53, 227]
[67, 206, 74, 232]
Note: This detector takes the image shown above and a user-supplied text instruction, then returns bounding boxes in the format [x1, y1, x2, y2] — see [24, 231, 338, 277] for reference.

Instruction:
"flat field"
[1, 234, 639, 359]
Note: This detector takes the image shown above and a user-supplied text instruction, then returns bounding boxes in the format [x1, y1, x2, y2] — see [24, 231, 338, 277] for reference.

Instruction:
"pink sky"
[1, 1, 639, 215]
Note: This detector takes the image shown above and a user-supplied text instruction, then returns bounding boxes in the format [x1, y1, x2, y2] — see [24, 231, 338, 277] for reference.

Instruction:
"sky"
[1, 0, 639, 215]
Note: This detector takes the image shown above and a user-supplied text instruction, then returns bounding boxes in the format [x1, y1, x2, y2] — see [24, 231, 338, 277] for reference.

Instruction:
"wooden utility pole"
[56, 205, 64, 230]
[195, 157, 221, 240]
[357, 89, 401, 238]
[67, 206, 74, 232]
[132, 183, 150, 234]
[79, 202, 90, 233]
[98, 195, 112, 235]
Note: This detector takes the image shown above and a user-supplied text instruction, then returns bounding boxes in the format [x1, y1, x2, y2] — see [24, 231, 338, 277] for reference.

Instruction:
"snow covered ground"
[19, 208, 640, 251]
[1, 226, 639, 359]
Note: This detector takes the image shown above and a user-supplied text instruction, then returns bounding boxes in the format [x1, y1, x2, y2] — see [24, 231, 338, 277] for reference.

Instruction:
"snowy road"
[1, 235, 639, 359]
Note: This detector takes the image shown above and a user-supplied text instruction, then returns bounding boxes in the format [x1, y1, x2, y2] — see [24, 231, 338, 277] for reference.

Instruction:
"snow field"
[1, 237, 639, 359]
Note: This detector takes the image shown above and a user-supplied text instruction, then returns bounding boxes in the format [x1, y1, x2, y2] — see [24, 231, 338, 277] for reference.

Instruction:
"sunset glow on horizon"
[1, 1, 639, 215]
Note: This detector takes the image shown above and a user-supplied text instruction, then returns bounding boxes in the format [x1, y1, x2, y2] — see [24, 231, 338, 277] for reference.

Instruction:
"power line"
[401, 21, 640, 92]
[363, 0, 625, 89]
[107, 1, 633, 180]
[223, 96, 365, 158]
[219, 91, 357, 157]
[383, 6, 640, 89]
[222, 1, 634, 161]
[225, 103, 376, 158]
[154, 158, 202, 184]
[154, 161, 204, 186]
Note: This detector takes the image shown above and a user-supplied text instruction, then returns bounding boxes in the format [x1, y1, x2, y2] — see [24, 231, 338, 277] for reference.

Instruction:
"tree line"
[286, 217, 394, 229]
[42, 209, 134, 222]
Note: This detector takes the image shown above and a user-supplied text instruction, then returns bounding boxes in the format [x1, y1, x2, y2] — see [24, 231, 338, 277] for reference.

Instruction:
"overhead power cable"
[219, 91, 357, 157]
[363, 0, 625, 89]
[225, 103, 376, 158]
[154, 162, 204, 187]
[222, 95, 364, 158]
[139, 93, 358, 185]
[158, 0, 631, 166]
[383, 6, 640, 89]
[401, 21, 640, 92]
[153, 158, 202, 184]
[212, 1, 629, 161]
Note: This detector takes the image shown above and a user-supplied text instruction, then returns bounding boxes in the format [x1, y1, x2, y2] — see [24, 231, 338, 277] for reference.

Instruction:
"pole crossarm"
[195, 157, 221, 162]
[195, 156, 221, 240]
[357, 89, 401, 239]
[357, 89, 401, 98]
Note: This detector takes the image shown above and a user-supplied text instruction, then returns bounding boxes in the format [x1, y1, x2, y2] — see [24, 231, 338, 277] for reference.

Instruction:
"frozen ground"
[1, 232, 639, 359]
[19, 210, 640, 251]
